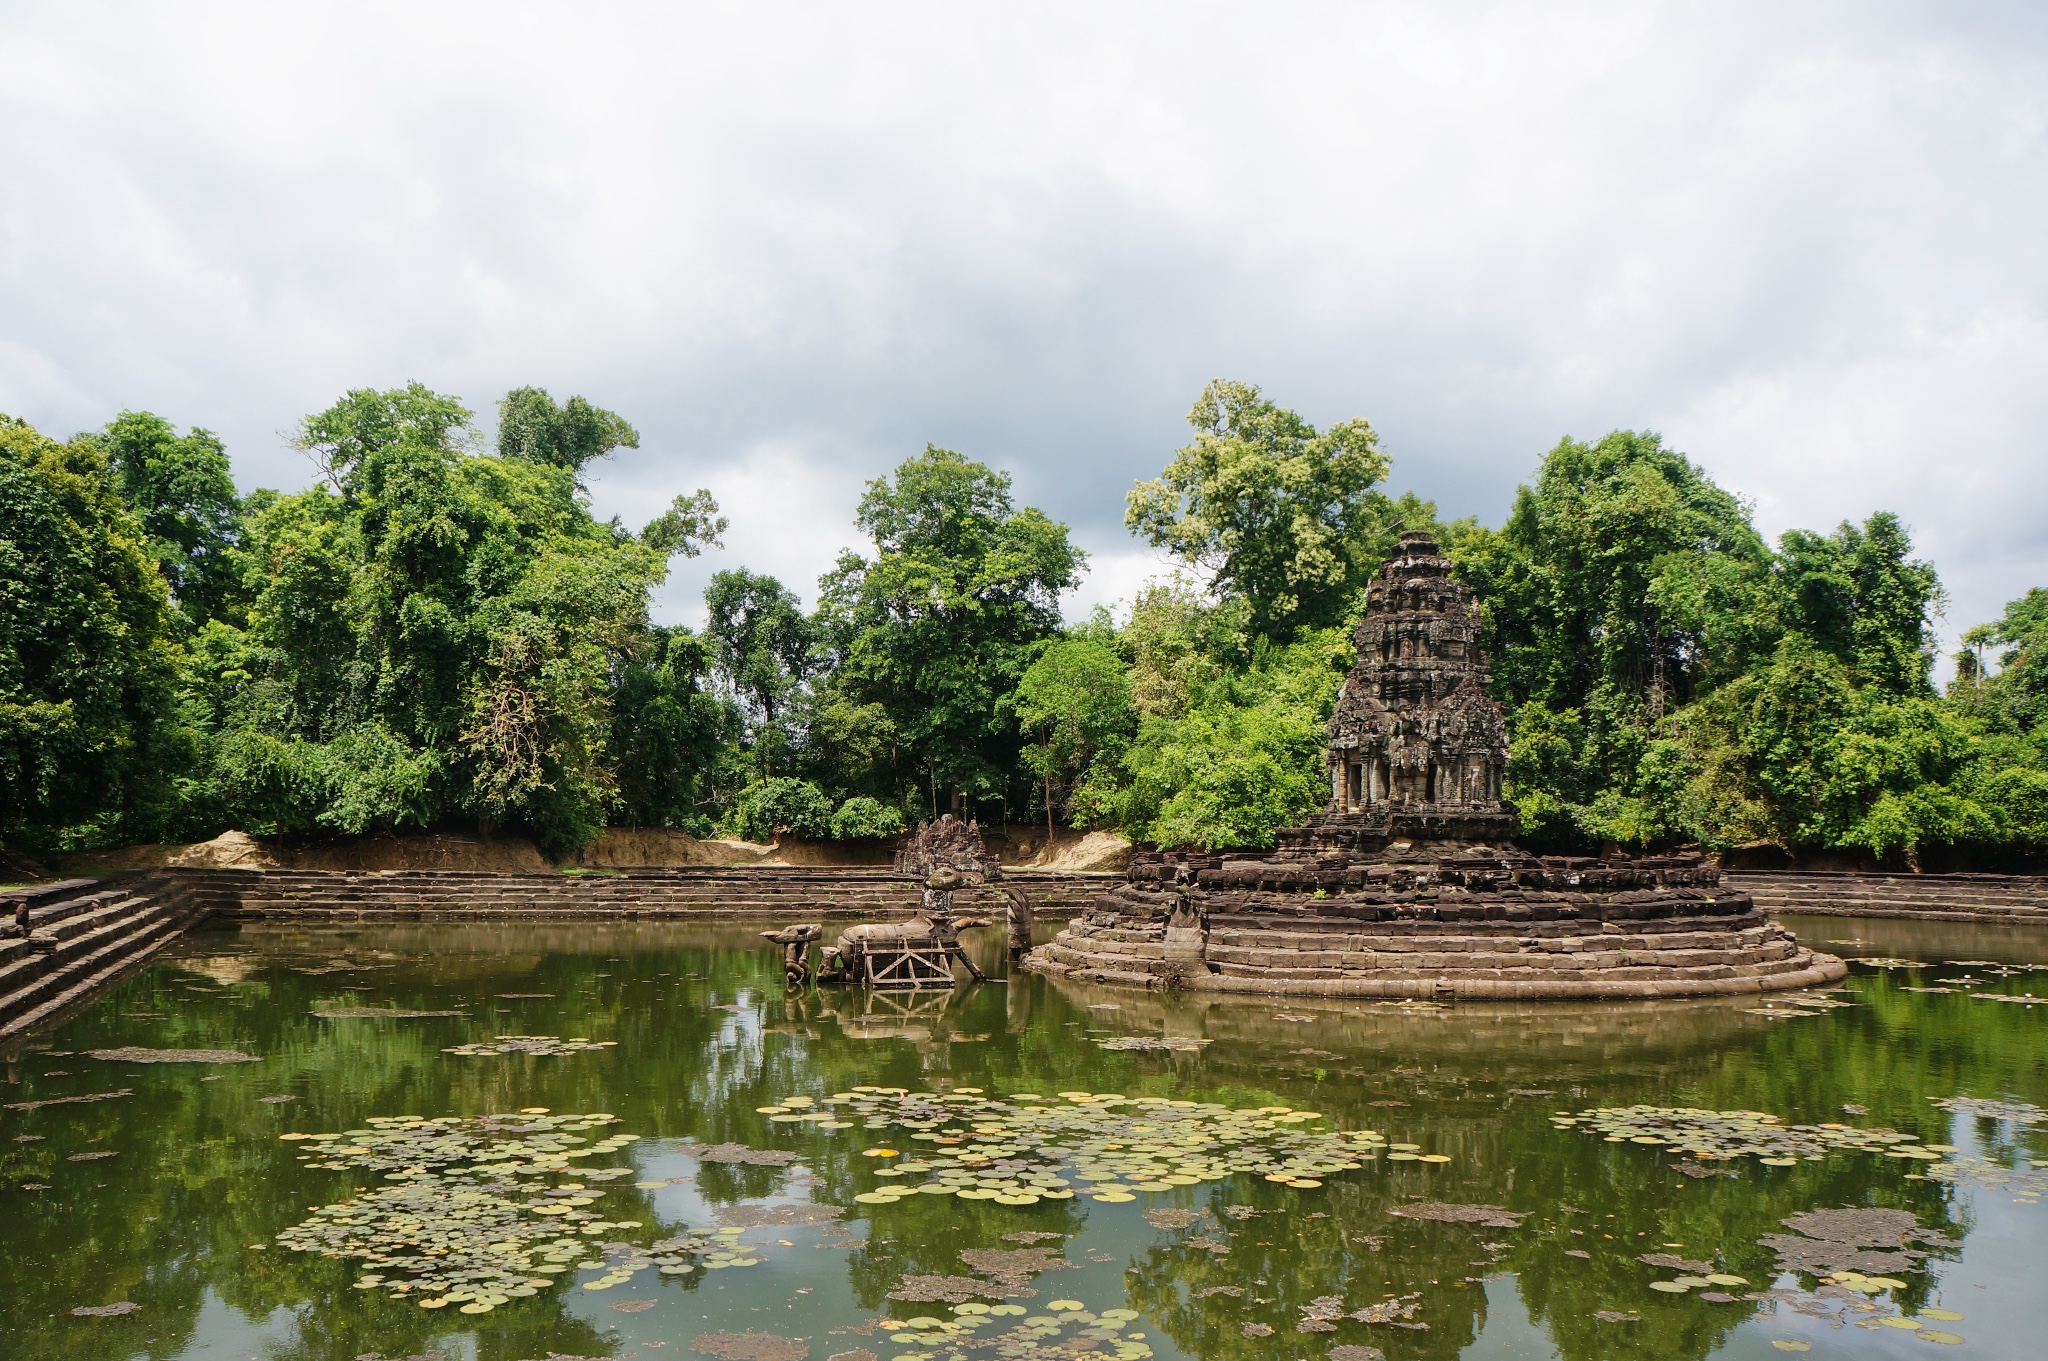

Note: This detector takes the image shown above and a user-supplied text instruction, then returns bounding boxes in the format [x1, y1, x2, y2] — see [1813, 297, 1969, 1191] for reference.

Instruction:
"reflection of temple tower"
[1326, 530, 1507, 814]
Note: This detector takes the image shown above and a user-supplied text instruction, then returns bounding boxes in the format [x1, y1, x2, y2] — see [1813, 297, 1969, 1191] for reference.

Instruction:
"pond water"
[2, 914, 2044, 1361]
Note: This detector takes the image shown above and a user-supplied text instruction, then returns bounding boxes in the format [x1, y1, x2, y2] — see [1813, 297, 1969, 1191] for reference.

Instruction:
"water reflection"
[0, 916, 2039, 1361]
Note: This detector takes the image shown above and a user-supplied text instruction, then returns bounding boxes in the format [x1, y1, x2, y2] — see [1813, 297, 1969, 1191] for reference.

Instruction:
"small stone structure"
[1024, 531, 1847, 1000]
[812, 868, 992, 987]
[894, 814, 1003, 883]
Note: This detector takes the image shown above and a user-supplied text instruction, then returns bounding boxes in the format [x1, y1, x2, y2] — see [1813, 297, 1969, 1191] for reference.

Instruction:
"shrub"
[730, 777, 831, 841]
[828, 796, 907, 841]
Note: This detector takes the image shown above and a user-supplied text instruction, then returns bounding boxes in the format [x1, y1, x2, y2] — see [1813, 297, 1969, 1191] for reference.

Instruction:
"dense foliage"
[2, 380, 2042, 867]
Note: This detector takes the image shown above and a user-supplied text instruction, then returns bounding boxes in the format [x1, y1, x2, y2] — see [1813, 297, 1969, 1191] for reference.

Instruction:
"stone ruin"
[894, 814, 1002, 883]
[1023, 531, 1846, 1000]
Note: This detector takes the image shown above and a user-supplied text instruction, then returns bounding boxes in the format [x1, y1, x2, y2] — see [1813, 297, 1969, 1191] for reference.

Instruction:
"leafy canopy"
[1126, 380, 1392, 641]
[817, 445, 1084, 812]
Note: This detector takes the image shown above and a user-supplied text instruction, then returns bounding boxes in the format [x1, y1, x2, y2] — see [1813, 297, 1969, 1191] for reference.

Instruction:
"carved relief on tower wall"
[1325, 531, 1508, 814]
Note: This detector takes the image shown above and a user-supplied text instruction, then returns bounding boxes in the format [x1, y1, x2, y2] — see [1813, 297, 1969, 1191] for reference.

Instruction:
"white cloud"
[0, 0, 2044, 651]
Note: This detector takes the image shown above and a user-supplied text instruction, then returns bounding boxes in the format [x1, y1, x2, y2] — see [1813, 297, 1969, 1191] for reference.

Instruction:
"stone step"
[0, 887, 200, 1035]
[0, 912, 194, 1037]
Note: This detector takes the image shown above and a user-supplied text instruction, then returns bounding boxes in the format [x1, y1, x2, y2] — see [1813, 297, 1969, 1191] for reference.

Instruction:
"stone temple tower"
[1326, 530, 1508, 816]
[1022, 528, 1846, 998]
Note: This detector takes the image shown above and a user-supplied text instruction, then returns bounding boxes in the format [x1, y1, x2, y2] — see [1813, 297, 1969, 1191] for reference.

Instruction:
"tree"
[0, 414, 193, 851]
[1451, 429, 1774, 718]
[94, 411, 244, 628]
[1013, 637, 1136, 840]
[703, 569, 814, 777]
[641, 490, 727, 558]
[1955, 586, 2048, 734]
[1098, 631, 1347, 850]
[611, 625, 729, 831]
[816, 446, 1085, 816]
[198, 383, 691, 853]
[729, 776, 832, 842]
[1774, 512, 1942, 697]
[1126, 379, 1394, 640]
[497, 386, 640, 471]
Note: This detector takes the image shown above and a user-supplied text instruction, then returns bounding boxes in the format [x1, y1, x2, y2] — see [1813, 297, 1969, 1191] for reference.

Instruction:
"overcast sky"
[3, 2, 2044, 660]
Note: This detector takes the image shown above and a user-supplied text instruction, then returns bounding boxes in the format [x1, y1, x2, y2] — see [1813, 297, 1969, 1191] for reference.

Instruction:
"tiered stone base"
[1024, 849, 1847, 1000]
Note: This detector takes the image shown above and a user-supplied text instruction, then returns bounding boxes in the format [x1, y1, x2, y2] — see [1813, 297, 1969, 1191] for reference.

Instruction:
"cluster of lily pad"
[875, 1300, 1151, 1361]
[824, 1086, 1442, 1208]
[1554, 1106, 1951, 1166]
[443, 1036, 617, 1057]
[272, 1110, 746, 1309]
[1915, 1156, 2047, 1202]
[1929, 1095, 2045, 1124]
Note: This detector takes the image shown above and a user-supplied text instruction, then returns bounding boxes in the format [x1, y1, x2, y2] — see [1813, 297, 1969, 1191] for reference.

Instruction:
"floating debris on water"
[69, 1301, 140, 1316]
[715, 1203, 845, 1228]
[694, 1143, 802, 1166]
[1917, 1155, 2048, 1200]
[1759, 1207, 1950, 1277]
[1387, 1202, 1524, 1228]
[87, 1047, 258, 1063]
[312, 1008, 466, 1019]
[690, 1332, 810, 1361]
[4, 1089, 132, 1111]
[1094, 1037, 1209, 1053]
[443, 1036, 618, 1057]
[852, 1301, 1155, 1361]
[271, 1111, 767, 1307]
[1347, 1294, 1424, 1324]
[1297, 1295, 1346, 1331]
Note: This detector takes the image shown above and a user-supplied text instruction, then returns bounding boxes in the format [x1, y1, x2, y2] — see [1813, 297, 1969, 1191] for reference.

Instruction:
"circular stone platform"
[1022, 531, 1845, 1000]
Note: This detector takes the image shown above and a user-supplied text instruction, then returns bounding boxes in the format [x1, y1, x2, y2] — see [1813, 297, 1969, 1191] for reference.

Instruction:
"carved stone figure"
[759, 923, 825, 987]
[1000, 884, 1034, 957]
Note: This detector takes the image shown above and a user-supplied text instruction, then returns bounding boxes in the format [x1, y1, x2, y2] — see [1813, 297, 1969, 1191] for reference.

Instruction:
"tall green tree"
[703, 569, 814, 777]
[1774, 511, 1942, 697]
[1452, 429, 1775, 718]
[1126, 379, 1395, 641]
[1955, 586, 2048, 734]
[1013, 636, 1137, 839]
[195, 383, 716, 853]
[0, 414, 193, 851]
[496, 386, 641, 471]
[816, 445, 1084, 817]
[94, 411, 244, 628]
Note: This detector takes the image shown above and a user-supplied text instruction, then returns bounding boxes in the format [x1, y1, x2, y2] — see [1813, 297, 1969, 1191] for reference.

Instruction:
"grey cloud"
[1, 1, 2044, 650]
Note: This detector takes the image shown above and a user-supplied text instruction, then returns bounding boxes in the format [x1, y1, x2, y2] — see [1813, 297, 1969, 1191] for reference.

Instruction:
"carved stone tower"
[1325, 530, 1509, 817]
